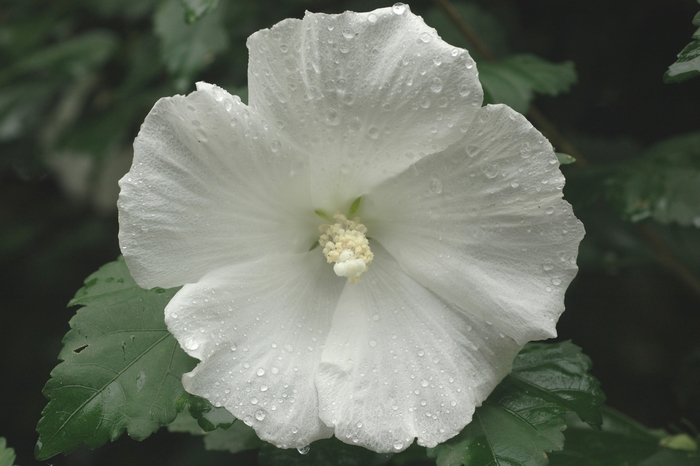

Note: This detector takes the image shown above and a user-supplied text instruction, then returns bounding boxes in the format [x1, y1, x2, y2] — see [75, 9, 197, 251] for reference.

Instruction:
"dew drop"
[270, 140, 281, 153]
[297, 445, 311, 455]
[256, 368, 265, 376]
[552, 278, 562, 285]
[392, 3, 407, 15]
[419, 32, 432, 43]
[483, 163, 499, 179]
[545, 206, 555, 214]
[250, 397, 259, 405]
[368, 127, 380, 140]
[369, 340, 377, 347]
[420, 379, 429, 387]
[368, 13, 378, 23]
[183, 337, 199, 351]
[393, 441, 404, 450]
[255, 409, 266, 421]
[430, 178, 443, 194]
[430, 77, 443, 93]
[342, 27, 355, 39]
[260, 385, 268, 392]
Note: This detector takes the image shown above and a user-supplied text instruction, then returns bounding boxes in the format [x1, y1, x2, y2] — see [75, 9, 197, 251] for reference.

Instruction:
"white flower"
[118, 4, 584, 454]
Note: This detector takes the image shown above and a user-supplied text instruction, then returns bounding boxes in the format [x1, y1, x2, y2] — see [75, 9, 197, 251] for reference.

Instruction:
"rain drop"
[255, 409, 266, 421]
[257, 368, 265, 376]
[430, 178, 443, 194]
[392, 3, 407, 15]
[297, 445, 311, 455]
[430, 77, 443, 93]
[368, 13, 378, 24]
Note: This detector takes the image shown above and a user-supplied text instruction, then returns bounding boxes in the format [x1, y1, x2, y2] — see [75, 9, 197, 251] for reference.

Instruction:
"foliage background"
[0, 0, 699, 464]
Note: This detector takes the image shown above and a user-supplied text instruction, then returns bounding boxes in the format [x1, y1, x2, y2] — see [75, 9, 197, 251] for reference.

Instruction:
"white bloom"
[118, 5, 584, 454]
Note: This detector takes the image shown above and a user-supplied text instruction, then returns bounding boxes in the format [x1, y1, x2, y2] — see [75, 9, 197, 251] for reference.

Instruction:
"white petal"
[119, 82, 316, 289]
[246, 7, 483, 210]
[363, 105, 584, 344]
[165, 252, 345, 449]
[316, 245, 521, 453]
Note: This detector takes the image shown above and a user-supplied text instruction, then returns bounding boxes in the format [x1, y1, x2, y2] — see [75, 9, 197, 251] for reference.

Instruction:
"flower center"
[318, 213, 373, 283]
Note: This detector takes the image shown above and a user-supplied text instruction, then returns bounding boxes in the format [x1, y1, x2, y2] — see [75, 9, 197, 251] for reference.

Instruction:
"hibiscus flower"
[118, 4, 584, 454]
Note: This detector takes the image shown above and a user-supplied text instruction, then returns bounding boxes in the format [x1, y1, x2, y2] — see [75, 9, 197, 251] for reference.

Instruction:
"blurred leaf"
[76, 0, 159, 18]
[664, 6, 700, 83]
[0, 31, 118, 85]
[203, 421, 264, 454]
[424, 2, 510, 58]
[35, 257, 196, 460]
[259, 438, 393, 466]
[479, 54, 577, 113]
[154, 0, 228, 92]
[557, 153, 577, 165]
[605, 133, 700, 226]
[0, 438, 16, 466]
[550, 407, 700, 466]
[0, 82, 57, 141]
[182, 0, 219, 23]
[118, 35, 164, 97]
[427, 342, 604, 466]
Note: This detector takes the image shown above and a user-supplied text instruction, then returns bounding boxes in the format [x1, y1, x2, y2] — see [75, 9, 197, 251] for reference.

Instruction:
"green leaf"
[664, 5, 700, 83]
[35, 257, 197, 460]
[556, 153, 577, 165]
[0, 438, 17, 466]
[604, 133, 700, 226]
[427, 342, 604, 466]
[258, 438, 393, 466]
[550, 407, 700, 466]
[181, 0, 219, 23]
[187, 395, 236, 431]
[479, 54, 577, 113]
[154, 0, 228, 92]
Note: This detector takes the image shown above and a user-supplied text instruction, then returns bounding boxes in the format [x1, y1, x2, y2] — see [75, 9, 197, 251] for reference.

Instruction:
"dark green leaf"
[550, 407, 700, 466]
[604, 133, 700, 226]
[259, 437, 393, 466]
[428, 342, 604, 466]
[424, 2, 510, 59]
[664, 5, 700, 83]
[187, 395, 236, 431]
[154, 0, 228, 92]
[0, 438, 17, 466]
[508, 342, 605, 427]
[0, 31, 118, 85]
[479, 55, 577, 113]
[182, 0, 219, 23]
[348, 196, 362, 217]
[35, 257, 196, 460]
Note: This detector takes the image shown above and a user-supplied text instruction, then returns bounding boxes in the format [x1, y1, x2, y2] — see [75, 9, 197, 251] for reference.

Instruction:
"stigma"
[318, 213, 373, 283]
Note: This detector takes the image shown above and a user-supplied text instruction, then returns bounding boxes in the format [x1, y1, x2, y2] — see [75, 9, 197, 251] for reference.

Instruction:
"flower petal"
[246, 6, 483, 209]
[119, 82, 316, 289]
[165, 252, 345, 448]
[363, 104, 584, 344]
[316, 245, 520, 452]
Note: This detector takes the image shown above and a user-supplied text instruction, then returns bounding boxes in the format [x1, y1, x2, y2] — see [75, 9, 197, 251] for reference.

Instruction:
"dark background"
[1, 0, 699, 464]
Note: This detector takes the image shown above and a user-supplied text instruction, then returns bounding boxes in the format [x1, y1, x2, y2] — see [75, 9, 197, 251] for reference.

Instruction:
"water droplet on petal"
[392, 3, 407, 15]
[419, 32, 432, 43]
[255, 409, 266, 421]
[297, 445, 311, 455]
[257, 368, 265, 376]
[270, 140, 281, 153]
[429, 178, 443, 194]
[367, 13, 378, 24]
[430, 77, 443, 93]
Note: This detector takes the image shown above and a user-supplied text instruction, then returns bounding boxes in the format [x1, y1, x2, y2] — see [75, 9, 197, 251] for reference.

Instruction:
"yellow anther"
[318, 213, 373, 283]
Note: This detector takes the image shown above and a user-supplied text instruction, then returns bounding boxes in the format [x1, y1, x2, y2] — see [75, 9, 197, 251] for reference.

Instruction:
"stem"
[434, 0, 700, 298]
